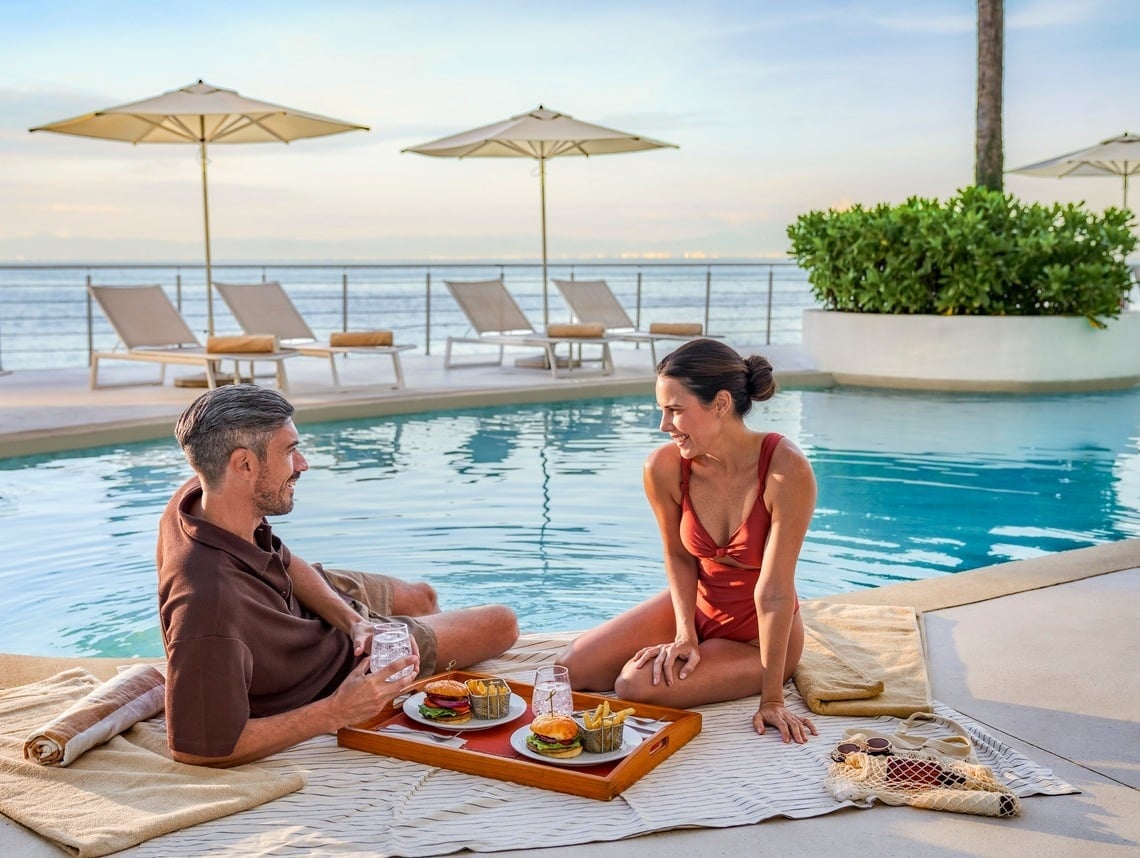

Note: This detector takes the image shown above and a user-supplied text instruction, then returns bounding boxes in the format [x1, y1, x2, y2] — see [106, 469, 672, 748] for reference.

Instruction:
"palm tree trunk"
[975, 0, 1004, 191]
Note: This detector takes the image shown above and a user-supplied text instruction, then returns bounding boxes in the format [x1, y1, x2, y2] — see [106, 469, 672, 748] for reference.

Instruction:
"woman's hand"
[632, 639, 701, 686]
[753, 701, 817, 744]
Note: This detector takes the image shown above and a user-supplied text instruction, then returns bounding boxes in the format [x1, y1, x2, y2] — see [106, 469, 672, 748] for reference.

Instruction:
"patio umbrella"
[1008, 132, 1140, 210]
[403, 106, 677, 324]
[31, 80, 368, 334]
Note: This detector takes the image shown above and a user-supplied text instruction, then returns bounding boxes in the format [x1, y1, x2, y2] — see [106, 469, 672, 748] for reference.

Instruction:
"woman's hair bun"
[744, 354, 777, 401]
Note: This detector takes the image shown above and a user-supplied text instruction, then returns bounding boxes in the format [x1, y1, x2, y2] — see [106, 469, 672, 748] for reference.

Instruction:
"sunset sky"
[1, 0, 1137, 263]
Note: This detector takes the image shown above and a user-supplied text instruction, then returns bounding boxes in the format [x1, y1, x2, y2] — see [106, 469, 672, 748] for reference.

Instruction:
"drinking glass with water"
[532, 665, 573, 716]
[370, 622, 415, 683]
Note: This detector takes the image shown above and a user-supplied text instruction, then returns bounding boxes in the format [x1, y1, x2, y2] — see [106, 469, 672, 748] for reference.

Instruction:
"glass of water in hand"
[370, 622, 415, 683]
[532, 665, 573, 717]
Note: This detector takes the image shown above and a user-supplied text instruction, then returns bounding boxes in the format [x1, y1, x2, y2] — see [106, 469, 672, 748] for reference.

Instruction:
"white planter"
[802, 309, 1140, 392]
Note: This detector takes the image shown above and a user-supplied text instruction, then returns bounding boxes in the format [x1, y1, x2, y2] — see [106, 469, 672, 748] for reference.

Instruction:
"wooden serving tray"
[337, 670, 702, 801]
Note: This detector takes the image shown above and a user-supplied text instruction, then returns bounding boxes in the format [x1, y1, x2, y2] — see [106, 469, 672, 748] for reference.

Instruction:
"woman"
[557, 338, 817, 743]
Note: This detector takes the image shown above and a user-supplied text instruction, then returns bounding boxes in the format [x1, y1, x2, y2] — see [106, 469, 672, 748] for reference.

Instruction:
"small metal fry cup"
[465, 677, 511, 719]
[578, 717, 624, 753]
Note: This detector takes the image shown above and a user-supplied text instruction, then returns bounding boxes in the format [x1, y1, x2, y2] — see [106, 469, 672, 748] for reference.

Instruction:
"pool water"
[1, 387, 1138, 658]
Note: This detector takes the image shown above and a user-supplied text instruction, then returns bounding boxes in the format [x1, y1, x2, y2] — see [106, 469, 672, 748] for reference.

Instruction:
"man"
[157, 384, 519, 767]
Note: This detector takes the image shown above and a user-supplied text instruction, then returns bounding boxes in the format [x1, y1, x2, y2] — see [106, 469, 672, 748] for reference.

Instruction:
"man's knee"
[480, 604, 519, 650]
[400, 581, 439, 616]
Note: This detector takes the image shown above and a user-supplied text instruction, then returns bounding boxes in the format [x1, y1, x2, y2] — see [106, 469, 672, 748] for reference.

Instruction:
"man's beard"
[254, 472, 298, 517]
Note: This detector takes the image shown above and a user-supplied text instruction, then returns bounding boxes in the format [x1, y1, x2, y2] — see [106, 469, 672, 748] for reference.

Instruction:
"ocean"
[0, 261, 814, 371]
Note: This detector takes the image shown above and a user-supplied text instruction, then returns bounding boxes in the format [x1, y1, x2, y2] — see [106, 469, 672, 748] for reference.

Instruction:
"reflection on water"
[0, 388, 1137, 658]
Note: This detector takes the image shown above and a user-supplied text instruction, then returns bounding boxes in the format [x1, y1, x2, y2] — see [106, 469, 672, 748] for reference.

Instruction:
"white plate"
[509, 724, 642, 766]
[403, 691, 527, 731]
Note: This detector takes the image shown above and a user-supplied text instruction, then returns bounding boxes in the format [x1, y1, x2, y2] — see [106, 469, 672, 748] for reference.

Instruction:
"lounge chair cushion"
[649, 322, 703, 336]
[545, 323, 605, 338]
[329, 330, 394, 347]
[206, 334, 279, 353]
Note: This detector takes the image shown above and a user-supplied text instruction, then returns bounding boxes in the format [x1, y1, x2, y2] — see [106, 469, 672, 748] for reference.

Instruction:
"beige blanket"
[0, 639, 1073, 857]
[24, 664, 165, 766]
[795, 602, 932, 717]
[0, 669, 304, 858]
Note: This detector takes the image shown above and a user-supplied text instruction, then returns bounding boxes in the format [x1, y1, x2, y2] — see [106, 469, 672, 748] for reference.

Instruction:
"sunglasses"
[830, 736, 892, 762]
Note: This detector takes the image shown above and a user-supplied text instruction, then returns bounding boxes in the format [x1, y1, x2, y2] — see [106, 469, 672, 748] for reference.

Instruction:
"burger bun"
[423, 679, 468, 700]
[529, 714, 579, 742]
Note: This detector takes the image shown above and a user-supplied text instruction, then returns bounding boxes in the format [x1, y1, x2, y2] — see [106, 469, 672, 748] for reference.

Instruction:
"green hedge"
[786, 186, 1137, 321]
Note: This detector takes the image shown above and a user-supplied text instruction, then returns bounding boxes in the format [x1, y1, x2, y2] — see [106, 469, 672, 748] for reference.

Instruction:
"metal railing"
[0, 261, 817, 371]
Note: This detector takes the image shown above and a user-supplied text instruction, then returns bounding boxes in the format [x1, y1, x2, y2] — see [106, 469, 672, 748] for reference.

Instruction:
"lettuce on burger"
[525, 713, 583, 759]
[418, 679, 472, 724]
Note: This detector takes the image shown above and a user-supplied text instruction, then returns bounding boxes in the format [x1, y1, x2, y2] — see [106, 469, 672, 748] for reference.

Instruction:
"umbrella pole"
[1124, 172, 1129, 211]
[199, 134, 215, 336]
[540, 156, 549, 326]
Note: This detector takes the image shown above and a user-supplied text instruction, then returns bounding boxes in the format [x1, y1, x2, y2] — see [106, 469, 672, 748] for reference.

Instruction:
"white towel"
[23, 664, 165, 766]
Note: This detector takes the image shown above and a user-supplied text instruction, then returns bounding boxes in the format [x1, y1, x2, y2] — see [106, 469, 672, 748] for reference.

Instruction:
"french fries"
[582, 701, 636, 730]
[466, 679, 510, 697]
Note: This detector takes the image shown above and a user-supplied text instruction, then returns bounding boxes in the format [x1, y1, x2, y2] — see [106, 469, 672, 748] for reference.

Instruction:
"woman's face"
[656, 375, 719, 459]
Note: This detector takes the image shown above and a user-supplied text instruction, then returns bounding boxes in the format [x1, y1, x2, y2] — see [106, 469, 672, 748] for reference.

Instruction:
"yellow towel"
[329, 330, 394, 347]
[649, 322, 702, 336]
[546, 323, 605, 338]
[206, 334, 279, 353]
[794, 601, 932, 718]
[24, 664, 165, 766]
[0, 669, 304, 858]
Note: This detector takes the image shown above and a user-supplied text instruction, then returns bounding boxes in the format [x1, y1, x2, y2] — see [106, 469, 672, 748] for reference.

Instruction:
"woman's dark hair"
[656, 338, 776, 418]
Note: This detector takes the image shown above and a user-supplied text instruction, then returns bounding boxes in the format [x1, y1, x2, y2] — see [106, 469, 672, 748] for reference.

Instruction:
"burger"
[525, 713, 583, 759]
[417, 679, 472, 724]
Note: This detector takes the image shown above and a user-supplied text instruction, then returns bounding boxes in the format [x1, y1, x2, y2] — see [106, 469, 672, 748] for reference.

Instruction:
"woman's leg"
[614, 611, 806, 709]
[555, 590, 676, 692]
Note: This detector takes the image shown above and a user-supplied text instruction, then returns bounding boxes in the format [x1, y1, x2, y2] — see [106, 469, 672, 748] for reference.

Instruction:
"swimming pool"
[2, 387, 1138, 658]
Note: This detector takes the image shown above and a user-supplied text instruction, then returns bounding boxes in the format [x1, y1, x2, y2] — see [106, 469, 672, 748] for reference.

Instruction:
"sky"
[1, 0, 1138, 264]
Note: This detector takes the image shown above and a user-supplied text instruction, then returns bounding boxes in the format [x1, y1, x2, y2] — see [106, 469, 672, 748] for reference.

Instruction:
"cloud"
[873, 12, 974, 35]
[39, 203, 125, 213]
[1008, 0, 1105, 30]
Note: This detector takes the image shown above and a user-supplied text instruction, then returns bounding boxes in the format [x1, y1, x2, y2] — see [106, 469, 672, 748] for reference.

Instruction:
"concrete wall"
[802, 309, 1140, 392]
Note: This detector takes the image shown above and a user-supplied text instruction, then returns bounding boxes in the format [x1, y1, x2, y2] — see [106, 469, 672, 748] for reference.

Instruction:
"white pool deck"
[1, 342, 1138, 856]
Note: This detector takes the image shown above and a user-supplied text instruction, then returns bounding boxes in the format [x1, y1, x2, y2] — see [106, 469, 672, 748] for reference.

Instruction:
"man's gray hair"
[174, 384, 295, 488]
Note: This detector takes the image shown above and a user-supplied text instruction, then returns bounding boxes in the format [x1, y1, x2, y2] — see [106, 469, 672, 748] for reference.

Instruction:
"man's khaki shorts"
[318, 566, 439, 678]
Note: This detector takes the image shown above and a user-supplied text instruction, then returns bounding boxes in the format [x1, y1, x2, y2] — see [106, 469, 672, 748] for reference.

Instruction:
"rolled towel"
[649, 322, 703, 336]
[206, 334, 279, 353]
[546, 323, 605, 338]
[329, 330, 394, 347]
[23, 664, 165, 766]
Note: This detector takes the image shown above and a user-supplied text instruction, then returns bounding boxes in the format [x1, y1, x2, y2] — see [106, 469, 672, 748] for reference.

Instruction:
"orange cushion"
[329, 330, 394, 347]
[649, 322, 702, 336]
[206, 334, 278, 353]
[546, 323, 605, 338]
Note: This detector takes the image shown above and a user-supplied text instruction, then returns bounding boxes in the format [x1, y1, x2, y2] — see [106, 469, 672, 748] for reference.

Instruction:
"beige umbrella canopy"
[1009, 132, 1140, 210]
[404, 106, 677, 324]
[31, 80, 368, 333]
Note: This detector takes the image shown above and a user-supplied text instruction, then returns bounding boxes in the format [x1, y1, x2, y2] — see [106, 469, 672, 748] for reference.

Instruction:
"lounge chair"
[443, 279, 613, 378]
[213, 280, 414, 389]
[88, 284, 294, 390]
[551, 278, 708, 364]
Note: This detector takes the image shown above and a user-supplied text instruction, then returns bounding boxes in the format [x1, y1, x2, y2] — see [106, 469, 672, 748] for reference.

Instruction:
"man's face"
[253, 421, 308, 517]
